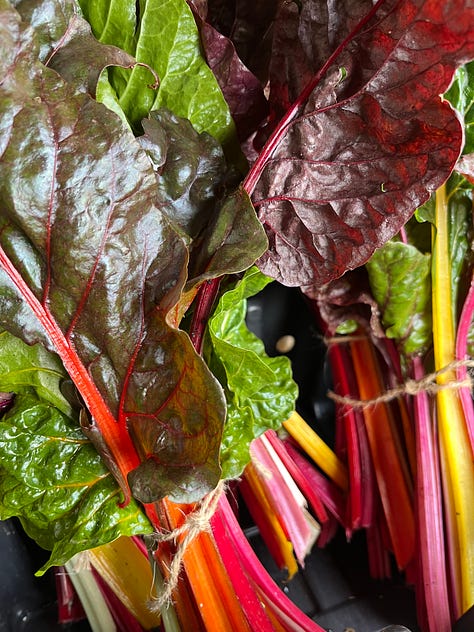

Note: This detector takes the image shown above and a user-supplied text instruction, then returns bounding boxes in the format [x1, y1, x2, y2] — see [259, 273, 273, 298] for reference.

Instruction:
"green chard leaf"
[0, 393, 151, 574]
[415, 173, 473, 326]
[79, 0, 237, 148]
[0, 331, 150, 574]
[206, 268, 298, 479]
[444, 60, 474, 155]
[366, 241, 432, 357]
[0, 0, 226, 505]
[0, 330, 71, 415]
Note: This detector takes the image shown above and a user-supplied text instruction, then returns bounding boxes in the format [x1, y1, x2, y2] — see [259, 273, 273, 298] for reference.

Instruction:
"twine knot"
[148, 480, 225, 611]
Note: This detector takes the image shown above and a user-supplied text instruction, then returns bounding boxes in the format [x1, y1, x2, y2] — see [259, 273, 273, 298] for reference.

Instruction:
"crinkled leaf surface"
[315, 268, 385, 339]
[249, 0, 474, 290]
[262, 0, 374, 126]
[139, 109, 233, 238]
[0, 330, 71, 415]
[206, 268, 298, 479]
[0, 1, 225, 504]
[79, 0, 236, 147]
[365, 242, 432, 356]
[0, 393, 151, 574]
[139, 110, 268, 287]
[0, 330, 150, 573]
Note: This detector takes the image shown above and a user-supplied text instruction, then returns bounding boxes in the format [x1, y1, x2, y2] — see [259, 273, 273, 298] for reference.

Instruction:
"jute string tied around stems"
[327, 359, 474, 409]
[148, 479, 226, 612]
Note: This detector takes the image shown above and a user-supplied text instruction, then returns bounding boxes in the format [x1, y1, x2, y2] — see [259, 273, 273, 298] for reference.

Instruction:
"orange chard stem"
[350, 336, 415, 569]
[162, 498, 252, 632]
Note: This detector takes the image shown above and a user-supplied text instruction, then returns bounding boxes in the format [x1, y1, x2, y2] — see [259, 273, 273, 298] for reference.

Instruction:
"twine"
[323, 334, 368, 345]
[328, 359, 474, 409]
[148, 480, 226, 612]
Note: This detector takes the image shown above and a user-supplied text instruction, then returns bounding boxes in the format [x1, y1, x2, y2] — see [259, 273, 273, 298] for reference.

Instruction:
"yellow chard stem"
[432, 183, 474, 614]
[283, 411, 349, 491]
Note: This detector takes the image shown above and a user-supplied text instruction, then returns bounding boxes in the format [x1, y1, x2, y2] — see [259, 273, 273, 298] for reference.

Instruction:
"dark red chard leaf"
[15, 0, 137, 98]
[247, 0, 474, 290]
[207, 0, 278, 84]
[456, 153, 474, 184]
[0, 392, 14, 417]
[263, 0, 374, 132]
[315, 269, 385, 338]
[0, 2, 225, 504]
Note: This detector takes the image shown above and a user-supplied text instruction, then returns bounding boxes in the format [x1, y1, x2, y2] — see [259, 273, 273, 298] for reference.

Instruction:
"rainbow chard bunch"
[0, 0, 474, 630]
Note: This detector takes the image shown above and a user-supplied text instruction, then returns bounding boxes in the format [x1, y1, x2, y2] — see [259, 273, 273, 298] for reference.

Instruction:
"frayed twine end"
[147, 480, 226, 612]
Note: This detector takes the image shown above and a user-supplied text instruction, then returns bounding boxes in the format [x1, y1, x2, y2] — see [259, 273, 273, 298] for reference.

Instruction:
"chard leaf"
[0, 1, 225, 504]
[139, 110, 268, 286]
[249, 0, 474, 290]
[365, 241, 432, 356]
[204, 0, 279, 84]
[0, 330, 71, 415]
[0, 327, 150, 573]
[80, 0, 236, 146]
[445, 60, 474, 155]
[415, 173, 472, 324]
[206, 268, 298, 479]
[11, 0, 78, 61]
[189, 2, 268, 142]
[0, 392, 151, 574]
[46, 15, 137, 98]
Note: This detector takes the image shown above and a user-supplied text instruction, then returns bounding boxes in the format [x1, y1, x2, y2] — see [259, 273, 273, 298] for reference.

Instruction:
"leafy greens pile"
[0, 0, 473, 572]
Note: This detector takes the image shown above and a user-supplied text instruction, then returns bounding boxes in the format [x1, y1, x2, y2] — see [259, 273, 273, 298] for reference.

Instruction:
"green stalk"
[432, 183, 474, 615]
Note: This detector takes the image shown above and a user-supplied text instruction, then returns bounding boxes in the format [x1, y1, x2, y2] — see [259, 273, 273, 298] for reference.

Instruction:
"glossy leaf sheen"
[0, 2, 225, 504]
[366, 241, 432, 356]
[251, 0, 474, 290]
[139, 110, 268, 286]
[445, 60, 474, 155]
[0, 393, 151, 574]
[206, 268, 298, 479]
[80, 0, 236, 146]
[0, 330, 71, 415]
[11, 0, 78, 61]
[0, 330, 150, 572]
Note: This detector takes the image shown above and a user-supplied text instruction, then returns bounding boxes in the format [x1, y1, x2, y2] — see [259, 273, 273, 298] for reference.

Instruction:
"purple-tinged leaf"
[245, 0, 474, 289]
[314, 269, 385, 337]
[189, 1, 268, 142]
[12, 0, 78, 62]
[0, 391, 14, 416]
[204, 0, 278, 83]
[456, 153, 474, 184]
[47, 15, 137, 97]
[0, 1, 225, 504]
[139, 110, 268, 287]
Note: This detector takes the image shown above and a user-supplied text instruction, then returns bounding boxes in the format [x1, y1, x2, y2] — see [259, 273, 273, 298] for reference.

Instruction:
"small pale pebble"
[275, 334, 296, 354]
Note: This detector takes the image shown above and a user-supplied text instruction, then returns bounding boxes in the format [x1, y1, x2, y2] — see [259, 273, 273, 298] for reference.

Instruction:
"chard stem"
[432, 183, 474, 614]
[455, 272, 474, 455]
